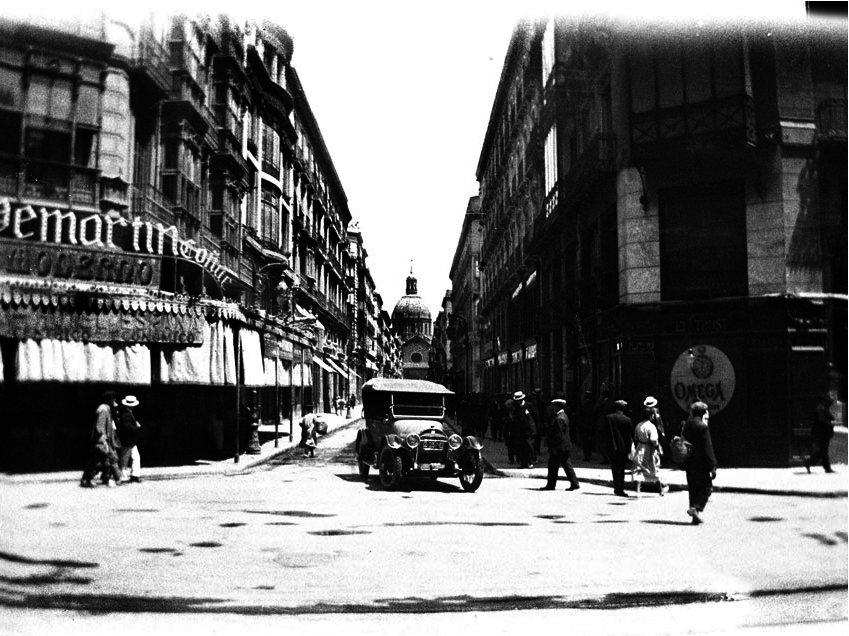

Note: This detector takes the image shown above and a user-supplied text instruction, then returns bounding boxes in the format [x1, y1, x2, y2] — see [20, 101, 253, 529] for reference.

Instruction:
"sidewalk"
[0, 410, 366, 487]
[467, 420, 849, 499]
[3, 412, 847, 498]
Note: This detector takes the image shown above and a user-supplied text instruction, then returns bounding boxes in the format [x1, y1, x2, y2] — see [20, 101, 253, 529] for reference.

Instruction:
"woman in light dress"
[632, 407, 668, 497]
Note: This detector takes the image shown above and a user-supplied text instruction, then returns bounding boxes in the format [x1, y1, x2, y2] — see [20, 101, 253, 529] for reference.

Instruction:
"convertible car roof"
[361, 378, 454, 395]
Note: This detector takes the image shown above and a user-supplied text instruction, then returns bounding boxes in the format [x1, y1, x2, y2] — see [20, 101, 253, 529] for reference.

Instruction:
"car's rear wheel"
[458, 451, 484, 492]
[378, 446, 403, 490]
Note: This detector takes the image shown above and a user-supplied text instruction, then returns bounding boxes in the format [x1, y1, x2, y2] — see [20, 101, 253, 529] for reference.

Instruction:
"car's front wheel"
[378, 446, 403, 490]
[458, 451, 484, 492]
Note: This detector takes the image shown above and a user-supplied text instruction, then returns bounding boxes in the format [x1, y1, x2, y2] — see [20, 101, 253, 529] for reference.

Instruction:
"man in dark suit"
[540, 397, 580, 491]
[601, 400, 634, 497]
[681, 401, 718, 524]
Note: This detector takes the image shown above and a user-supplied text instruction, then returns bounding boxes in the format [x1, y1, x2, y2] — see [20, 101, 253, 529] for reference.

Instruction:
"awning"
[312, 355, 337, 374]
[324, 358, 348, 376]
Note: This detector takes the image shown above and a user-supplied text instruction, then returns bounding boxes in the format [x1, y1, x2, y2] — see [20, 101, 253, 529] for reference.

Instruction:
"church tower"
[391, 265, 432, 379]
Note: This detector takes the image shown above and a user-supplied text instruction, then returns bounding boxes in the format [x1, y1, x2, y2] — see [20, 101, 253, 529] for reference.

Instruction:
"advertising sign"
[670, 344, 735, 414]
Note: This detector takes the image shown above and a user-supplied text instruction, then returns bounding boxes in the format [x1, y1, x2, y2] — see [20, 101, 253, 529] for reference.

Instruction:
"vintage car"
[354, 378, 484, 492]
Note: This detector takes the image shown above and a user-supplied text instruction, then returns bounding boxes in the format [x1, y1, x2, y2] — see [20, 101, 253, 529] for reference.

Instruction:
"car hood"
[391, 419, 446, 437]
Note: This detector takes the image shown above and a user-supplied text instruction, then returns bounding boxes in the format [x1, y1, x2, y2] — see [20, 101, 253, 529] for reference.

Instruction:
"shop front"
[578, 297, 834, 467]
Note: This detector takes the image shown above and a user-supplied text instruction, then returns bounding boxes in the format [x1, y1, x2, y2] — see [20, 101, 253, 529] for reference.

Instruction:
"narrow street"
[1, 423, 846, 634]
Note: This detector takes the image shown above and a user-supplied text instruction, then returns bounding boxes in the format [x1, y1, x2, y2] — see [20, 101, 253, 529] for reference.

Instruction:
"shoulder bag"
[670, 420, 693, 464]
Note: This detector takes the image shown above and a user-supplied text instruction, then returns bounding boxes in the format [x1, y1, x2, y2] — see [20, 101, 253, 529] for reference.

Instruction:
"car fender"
[383, 433, 403, 450]
[463, 436, 483, 451]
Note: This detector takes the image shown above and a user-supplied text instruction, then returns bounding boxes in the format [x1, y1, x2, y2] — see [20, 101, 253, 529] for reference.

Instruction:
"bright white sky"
[22, 1, 806, 316]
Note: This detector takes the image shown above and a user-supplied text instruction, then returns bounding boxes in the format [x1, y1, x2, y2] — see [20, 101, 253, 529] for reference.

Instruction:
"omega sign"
[670, 345, 735, 415]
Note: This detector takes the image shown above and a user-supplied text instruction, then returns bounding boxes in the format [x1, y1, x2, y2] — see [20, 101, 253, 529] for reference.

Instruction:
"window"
[262, 122, 280, 175]
[261, 184, 279, 245]
[543, 124, 558, 206]
[659, 181, 747, 301]
[541, 18, 555, 88]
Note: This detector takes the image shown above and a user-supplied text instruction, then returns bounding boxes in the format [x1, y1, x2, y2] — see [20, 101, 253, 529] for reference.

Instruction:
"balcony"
[130, 27, 171, 96]
[131, 183, 172, 225]
[631, 93, 756, 157]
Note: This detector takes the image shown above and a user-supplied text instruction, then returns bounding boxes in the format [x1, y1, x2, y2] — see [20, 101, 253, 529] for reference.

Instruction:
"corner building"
[0, 12, 390, 472]
[476, 15, 846, 466]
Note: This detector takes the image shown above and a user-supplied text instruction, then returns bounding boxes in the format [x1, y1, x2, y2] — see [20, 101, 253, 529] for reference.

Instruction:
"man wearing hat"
[540, 396, 580, 491]
[117, 395, 142, 483]
[512, 391, 537, 469]
[601, 399, 634, 497]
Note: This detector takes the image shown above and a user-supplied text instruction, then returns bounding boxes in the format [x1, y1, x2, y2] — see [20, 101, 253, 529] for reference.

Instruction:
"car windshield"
[390, 392, 445, 418]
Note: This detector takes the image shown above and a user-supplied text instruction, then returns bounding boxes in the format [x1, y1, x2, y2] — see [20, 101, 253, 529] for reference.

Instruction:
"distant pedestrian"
[680, 401, 717, 525]
[601, 400, 633, 497]
[501, 398, 519, 464]
[532, 388, 546, 457]
[80, 391, 123, 488]
[631, 407, 667, 497]
[578, 390, 596, 461]
[117, 395, 142, 484]
[513, 391, 537, 469]
[804, 391, 837, 474]
[593, 390, 616, 465]
[348, 394, 357, 418]
[540, 398, 580, 491]
[299, 411, 318, 457]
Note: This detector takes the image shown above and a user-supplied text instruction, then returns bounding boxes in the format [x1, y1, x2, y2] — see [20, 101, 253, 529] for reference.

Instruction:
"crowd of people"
[454, 389, 717, 525]
[80, 391, 143, 488]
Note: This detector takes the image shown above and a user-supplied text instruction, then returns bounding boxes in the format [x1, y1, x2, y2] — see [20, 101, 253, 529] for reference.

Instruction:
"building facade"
[447, 196, 483, 394]
[0, 12, 392, 472]
[475, 14, 846, 466]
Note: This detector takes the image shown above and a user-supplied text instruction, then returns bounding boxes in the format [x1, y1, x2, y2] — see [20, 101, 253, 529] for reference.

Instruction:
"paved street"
[1, 420, 846, 635]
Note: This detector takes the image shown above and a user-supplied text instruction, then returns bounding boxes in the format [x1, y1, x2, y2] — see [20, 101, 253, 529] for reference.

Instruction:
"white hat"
[643, 396, 658, 408]
[121, 395, 139, 408]
[513, 391, 526, 401]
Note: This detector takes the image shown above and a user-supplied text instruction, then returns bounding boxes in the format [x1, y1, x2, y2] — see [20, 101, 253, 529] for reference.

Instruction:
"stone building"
[475, 13, 846, 466]
[391, 269, 432, 380]
[447, 195, 483, 394]
[0, 11, 393, 472]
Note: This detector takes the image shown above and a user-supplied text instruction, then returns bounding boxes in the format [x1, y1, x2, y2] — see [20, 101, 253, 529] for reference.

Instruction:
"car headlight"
[448, 434, 463, 450]
[405, 433, 420, 448]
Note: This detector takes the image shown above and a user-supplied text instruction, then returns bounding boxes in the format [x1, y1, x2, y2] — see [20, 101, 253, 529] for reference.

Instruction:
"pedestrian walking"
[600, 399, 633, 497]
[578, 390, 596, 461]
[631, 407, 667, 497]
[680, 401, 717, 525]
[804, 391, 837, 474]
[299, 411, 319, 457]
[539, 398, 580, 491]
[512, 391, 537, 469]
[644, 396, 669, 465]
[80, 391, 123, 488]
[117, 395, 142, 483]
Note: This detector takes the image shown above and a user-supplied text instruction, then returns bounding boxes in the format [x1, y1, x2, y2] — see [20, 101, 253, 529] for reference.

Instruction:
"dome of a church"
[392, 272, 432, 322]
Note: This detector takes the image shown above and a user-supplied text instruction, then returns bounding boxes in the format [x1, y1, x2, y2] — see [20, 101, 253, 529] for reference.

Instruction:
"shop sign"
[497, 351, 508, 365]
[0, 240, 159, 287]
[0, 199, 231, 289]
[510, 349, 522, 364]
[670, 345, 735, 415]
[0, 305, 204, 343]
[484, 357, 495, 368]
[526, 343, 537, 359]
